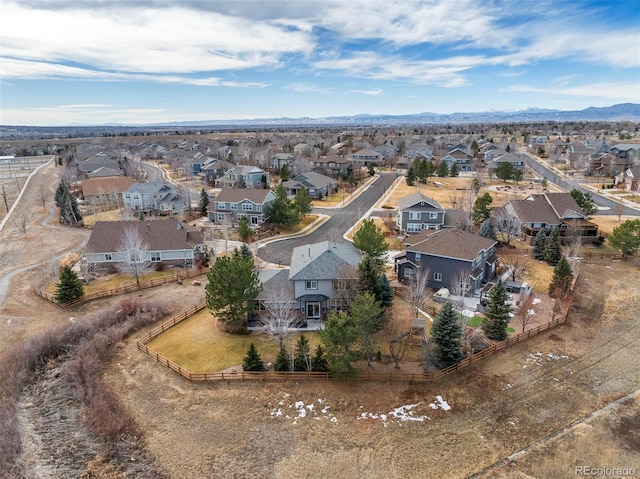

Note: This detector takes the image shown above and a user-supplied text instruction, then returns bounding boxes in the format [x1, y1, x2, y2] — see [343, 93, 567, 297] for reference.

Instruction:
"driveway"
[256, 172, 397, 266]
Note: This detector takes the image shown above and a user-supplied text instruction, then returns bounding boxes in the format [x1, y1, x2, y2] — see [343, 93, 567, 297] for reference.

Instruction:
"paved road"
[520, 151, 640, 217]
[256, 172, 398, 266]
[140, 161, 165, 182]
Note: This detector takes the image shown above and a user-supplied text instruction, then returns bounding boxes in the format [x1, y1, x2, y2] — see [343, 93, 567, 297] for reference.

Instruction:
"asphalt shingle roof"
[213, 188, 274, 204]
[407, 229, 497, 261]
[508, 193, 585, 224]
[289, 241, 361, 281]
[397, 192, 444, 211]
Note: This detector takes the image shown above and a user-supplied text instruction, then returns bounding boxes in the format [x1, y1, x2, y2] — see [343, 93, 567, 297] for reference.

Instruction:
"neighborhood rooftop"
[289, 241, 362, 281]
[408, 228, 497, 261]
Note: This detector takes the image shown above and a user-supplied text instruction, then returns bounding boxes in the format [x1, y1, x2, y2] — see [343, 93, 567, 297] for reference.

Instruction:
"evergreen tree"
[319, 310, 359, 378]
[482, 280, 511, 341]
[470, 140, 479, 156]
[532, 230, 547, 260]
[544, 228, 562, 265]
[368, 164, 376, 177]
[406, 166, 416, 186]
[513, 169, 523, 183]
[378, 273, 394, 308]
[294, 188, 313, 219]
[242, 343, 265, 371]
[358, 255, 382, 300]
[54, 181, 68, 207]
[478, 218, 497, 240]
[541, 177, 549, 189]
[425, 160, 435, 179]
[430, 302, 464, 366]
[59, 188, 82, 225]
[496, 162, 515, 181]
[265, 184, 298, 228]
[238, 216, 252, 242]
[570, 188, 598, 218]
[609, 219, 640, 257]
[274, 346, 290, 371]
[293, 334, 312, 371]
[198, 188, 210, 216]
[239, 243, 253, 260]
[412, 158, 426, 183]
[449, 162, 459, 177]
[549, 256, 574, 298]
[54, 264, 84, 304]
[311, 344, 329, 372]
[471, 192, 493, 223]
[351, 291, 384, 367]
[437, 160, 449, 177]
[279, 163, 291, 181]
[352, 218, 388, 265]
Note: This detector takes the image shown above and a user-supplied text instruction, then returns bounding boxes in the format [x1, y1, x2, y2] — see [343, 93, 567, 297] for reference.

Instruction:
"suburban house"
[282, 171, 337, 199]
[487, 153, 526, 174]
[312, 156, 352, 177]
[397, 192, 446, 233]
[80, 176, 134, 207]
[122, 181, 190, 215]
[610, 143, 639, 161]
[441, 147, 474, 171]
[207, 188, 276, 227]
[614, 167, 640, 191]
[87, 167, 124, 178]
[395, 228, 499, 294]
[199, 158, 232, 184]
[351, 149, 384, 166]
[270, 153, 296, 170]
[293, 143, 314, 156]
[83, 218, 205, 269]
[403, 143, 433, 162]
[215, 165, 269, 189]
[501, 192, 599, 245]
[78, 153, 124, 178]
[288, 241, 362, 323]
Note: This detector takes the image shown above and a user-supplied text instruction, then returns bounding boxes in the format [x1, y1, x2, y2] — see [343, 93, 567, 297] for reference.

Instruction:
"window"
[415, 253, 421, 262]
[309, 189, 315, 196]
[242, 203, 253, 211]
[251, 216, 259, 225]
[256, 204, 261, 212]
[133, 194, 139, 200]
[433, 272, 442, 281]
[217, 213, 225, 221]
[404, 267, 415, 279]
[409, 211, 421, 220]
[407, 223, 421, 233]
[125, 193, 131, 199]
[305, 280, 318, 290]
[105, 254, 112, 261]
[230, 203, 238, 210]
[333, 280, 351, 291]
[217, 202, 227, 210]
[429, 212, 438, 220]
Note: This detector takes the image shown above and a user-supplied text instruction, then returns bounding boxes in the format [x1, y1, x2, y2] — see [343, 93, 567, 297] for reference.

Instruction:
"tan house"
[80, 176, 134, 207]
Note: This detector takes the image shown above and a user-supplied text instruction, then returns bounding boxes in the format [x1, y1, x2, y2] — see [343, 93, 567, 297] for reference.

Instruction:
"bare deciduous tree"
[405, 266, 430, 317]
[493, 208, 521, 247]
[501, 254, 530, 282]
[37, 188, 49, 211]
[562, 226, 583, 273]
[450, 272, 474, 351]
[516, 295, 536, 333]
[259, 287, 301, 350]
[16, 214, 28, 236]
[118, 225, 151, 285]
[385, 318, 409, 369]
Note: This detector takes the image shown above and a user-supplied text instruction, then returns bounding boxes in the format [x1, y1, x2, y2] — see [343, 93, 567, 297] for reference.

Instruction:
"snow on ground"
[522, 351, 569, 368]
[358, 403, 430, 427]
[532, 298, 542, 305]
[269, 393, 338, 425]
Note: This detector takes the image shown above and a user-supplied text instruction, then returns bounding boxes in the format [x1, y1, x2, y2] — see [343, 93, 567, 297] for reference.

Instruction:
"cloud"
[286, 83, 334, 93]
[350, 88, 383, 96]
[506, 82, 640, 102]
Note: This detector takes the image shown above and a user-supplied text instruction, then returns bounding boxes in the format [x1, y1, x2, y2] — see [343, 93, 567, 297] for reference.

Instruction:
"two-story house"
[84, 218, 205, 269]
[351, 149, 384, 166]
[270, 153, 297, 170]
[122, 182, 189, 215]
[215, 165, 269, 189]
[207, 188, 276, 227]
[501, 192, 599, 244]
[282, 171, 337, 199]
[312, 156, 352, 177]
[395, 228, 498, 294]
[200, 158, 232, 184]
[80, 176, 134, 207]
[397, 192, 446, 234]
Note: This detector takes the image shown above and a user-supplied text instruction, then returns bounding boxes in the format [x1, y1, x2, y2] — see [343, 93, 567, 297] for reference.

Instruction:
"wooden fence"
[36, 267, 209, 309]
[393, 286, 437, 317]
[135, 294, 568, 384]
[496, 248, 624, 260]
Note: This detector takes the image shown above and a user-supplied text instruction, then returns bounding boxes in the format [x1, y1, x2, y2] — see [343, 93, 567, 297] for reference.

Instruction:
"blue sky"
[1, 0, 639, 126]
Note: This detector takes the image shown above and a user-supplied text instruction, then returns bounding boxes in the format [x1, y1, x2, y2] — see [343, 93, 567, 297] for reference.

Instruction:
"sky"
[1, 0, 639, 126]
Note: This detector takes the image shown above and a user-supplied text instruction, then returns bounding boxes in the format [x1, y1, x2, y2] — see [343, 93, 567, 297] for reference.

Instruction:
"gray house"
[122, 181, 189, 215]
[84, 219, 205, 269]
[397, 192, 445, 233]
[200, 158, 232, 184]
[282, 171, 337, 199]
[395, 228, 498, 294]
[216, 165, 269, 189]
[270, 153, 296, 170]
[207, 188, 276, 227]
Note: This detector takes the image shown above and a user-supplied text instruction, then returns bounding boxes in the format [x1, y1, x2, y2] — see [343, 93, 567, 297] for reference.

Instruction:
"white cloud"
[286, 83, 334, 93]
[350, 88, 384, 96]
[506, 82, 640, 102]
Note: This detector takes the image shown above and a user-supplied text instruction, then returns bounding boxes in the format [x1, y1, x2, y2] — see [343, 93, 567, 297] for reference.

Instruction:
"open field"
[592, 214, 637, 236]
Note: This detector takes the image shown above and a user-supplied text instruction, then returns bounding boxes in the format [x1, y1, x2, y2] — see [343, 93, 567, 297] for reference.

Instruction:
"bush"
[154, 262, 166, 271]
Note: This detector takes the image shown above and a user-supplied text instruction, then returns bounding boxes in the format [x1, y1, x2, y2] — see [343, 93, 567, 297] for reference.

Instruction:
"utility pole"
[2, 184, 8, 213]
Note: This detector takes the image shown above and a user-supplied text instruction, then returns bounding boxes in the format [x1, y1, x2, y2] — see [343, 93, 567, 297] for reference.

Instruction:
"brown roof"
[508, 193, 585, 225]
[81, 176, 134, 197]
[86, 219, 204, 253]
[213, 188, 274, 204]
[408, 229, 497, 261]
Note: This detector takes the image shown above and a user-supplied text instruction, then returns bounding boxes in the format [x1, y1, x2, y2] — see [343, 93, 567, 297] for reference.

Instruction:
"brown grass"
[522, 259, 554, 294]
[592, 214, 637, 235]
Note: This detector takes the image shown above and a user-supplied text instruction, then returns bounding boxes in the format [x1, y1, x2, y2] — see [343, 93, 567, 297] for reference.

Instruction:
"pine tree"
[472, 192, 493, 223]
[279, 163, 291, 181]
[54, 264, 84, 304]
[378, 273, 394, 308]
[482, 280, 511, 341]
[54, 181, 68, 207]
[238, 216, 253, 242]
[431, 302, 464, 366]
[437, 160, 449, 177]
[242, 343, 265, 371]
[368, 164, 376, 176]
[549, 256, 574, 298]
[294, 187, 313, 219]
[59, 188, 82, 225]
[358, 256, 382, 300]
[544, 228, 562, 265]
[198, 188, 210, 215]
[239, 243, 253, 260]
[532, 229, 547, 260]
[478, 218, 497, 240]
[406, 166, 416, 186]
[293, 335, 312, 371]
[449, 162, 459, 177]
[274, 346, 290, 371]
[311, 344, 328, 372]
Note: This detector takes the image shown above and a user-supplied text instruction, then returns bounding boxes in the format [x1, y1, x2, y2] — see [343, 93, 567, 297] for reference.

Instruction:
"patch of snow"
[358, 403, 430, 426]
[527, 309, 536, 316]
[532, 298, 542, 305]
[508, 312, 514, 318]
[270, 394, 337, 425]
[461, 309, 475, 317]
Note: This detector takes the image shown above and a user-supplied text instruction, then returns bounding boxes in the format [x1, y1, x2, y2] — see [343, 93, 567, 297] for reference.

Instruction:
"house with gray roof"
[83, 218, 205, 269]
[397, 192, 446, 233]
[610, 144, 639, 161]
[207, 188, 276, 227]
[312, 156, 352, 177]
[351, 149, 384, 166]
[270, 152, 297, 170]
[614, 167, 640, 191]
[395, 229, 498, 294]
[486, 153, 526, 175]
[282, 171, 337, 199]
[122, 181, 189, 215]
[501, 192, 599, 245]
[215, 165, 269, 189]
[200, 158, 232, 184]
